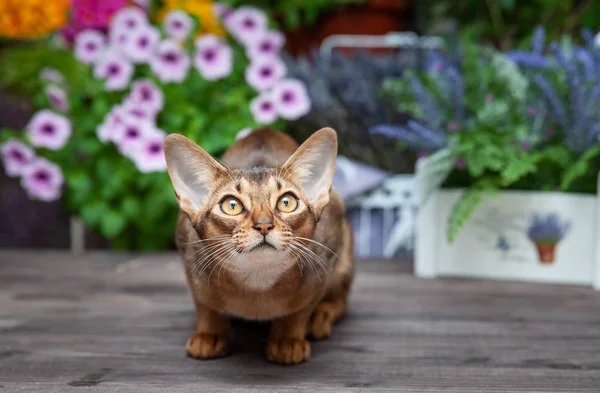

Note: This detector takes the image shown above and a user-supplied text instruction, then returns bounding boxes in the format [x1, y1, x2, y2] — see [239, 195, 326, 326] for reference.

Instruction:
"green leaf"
[66, 170, 92, 194]
[498, 0, 516, 10]
[81, 201, 107, 227]
[560, 145, 600, 191]
[121, 196, 141, 219]
[447, 187, 485, 243]
[100, 210, 126, 238]
[500, 153, 541, 187]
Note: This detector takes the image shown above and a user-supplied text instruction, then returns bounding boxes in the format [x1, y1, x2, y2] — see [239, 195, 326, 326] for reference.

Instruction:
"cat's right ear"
[164, 134, 228, 216]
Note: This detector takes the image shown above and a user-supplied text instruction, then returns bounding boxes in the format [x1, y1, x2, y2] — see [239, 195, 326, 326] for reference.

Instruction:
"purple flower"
[74, 29, 106, 64]
[246, 30, 285, 60]
[20, 158, 64, 202]
[96, 106, 126, 143]
[455, 158, 466, 169]
[163, 10, 194, 41]
[520, 141, 532, 151]
[39, 67, 65, 84]
[271, 78, 311, 120]
[150, 39, 191, 83]
[527, 213, 570, 244]
[45, 85, 69, 112]
[1, 140, 35, 177]
[224, 6, 268, 45]
[93, 50, 134, 91]
[110, 6, 149, 33]
[194, 35, 233, 81]
[127, 79, 164, 115]
[113, 117, 156, 157]
[212, 3, 234, 20]
[26, 110, 71, 150]
[245, 56, 286, 91]
[527, 106, 537, 117]
[109, 24, 132, 52]
[123, 25, 160, 63]
[121, 97, 156, 121]
[485, 94, 495, 104]
[129, 130, 167, 173]
[447, 121, 460, 132]
[250, 91, 277, 125]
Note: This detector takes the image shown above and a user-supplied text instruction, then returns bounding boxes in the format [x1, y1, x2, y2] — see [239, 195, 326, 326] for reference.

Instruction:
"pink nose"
[253, 221, 274, 235]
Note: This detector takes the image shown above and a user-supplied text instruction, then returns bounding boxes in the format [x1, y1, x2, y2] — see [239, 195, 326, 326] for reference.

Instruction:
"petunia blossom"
[45, 85, 69, 112]
[271, 78, 311, 120]
[94, 50, 134, 91]
[74, 29, 106, 64]
[39, 68, 65, 84]
[250, 91, 278, 125]
[129, 130, 167, 173]
[96, 106, 126, 143]
[0, 140, 35, 177]
[127, 78, 164, 115]
[110, 6, 149, 32]
[244, 56, 287, 91]
[150, 39, 191, 83]
[123, 25, 160, 63]
[112, 116, 156, 157]
[20, 158, 64, 202]
[212, 3, 234, 20]
[163, 10, 194, 41]
[194, 35, 233, 81]
[246, 30, 285, 60]
[26, 110, 72, 150]
[224, 6, 268, 45]
[121, 98, 156, 122]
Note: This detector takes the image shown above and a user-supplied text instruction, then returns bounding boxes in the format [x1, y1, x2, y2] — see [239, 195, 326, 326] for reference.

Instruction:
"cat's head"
[164, 128, 337, 258]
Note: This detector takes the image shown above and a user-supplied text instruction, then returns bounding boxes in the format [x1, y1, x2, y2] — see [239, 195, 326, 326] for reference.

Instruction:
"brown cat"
[163, 127, 354, 365]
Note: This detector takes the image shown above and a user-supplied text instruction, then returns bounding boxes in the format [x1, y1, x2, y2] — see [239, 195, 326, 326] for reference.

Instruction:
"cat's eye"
[220, 197, 244, 216]
[277, 193, 298, 213]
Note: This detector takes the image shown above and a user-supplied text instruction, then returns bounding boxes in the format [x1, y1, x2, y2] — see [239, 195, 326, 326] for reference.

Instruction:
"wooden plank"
[1, 250, 600, 392]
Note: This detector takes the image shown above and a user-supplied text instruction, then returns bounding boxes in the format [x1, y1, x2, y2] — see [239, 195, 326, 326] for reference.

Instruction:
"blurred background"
[1, 0, 600, 262]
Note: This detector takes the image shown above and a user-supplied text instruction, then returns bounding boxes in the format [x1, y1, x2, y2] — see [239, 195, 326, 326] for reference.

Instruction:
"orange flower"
[0, 0, 70, 39]
[158, 0, 225, 37]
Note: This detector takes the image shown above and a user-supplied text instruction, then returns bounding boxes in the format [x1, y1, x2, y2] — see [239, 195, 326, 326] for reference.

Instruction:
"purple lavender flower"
[506, 51, 549, 68]
[534, 75, 567, 129]
[26, 110, 72, 150]
[1, 140, 35, 177]
[446, 67, 465, 122]
[194, 35, 233, 81]
[163, 10, 194, 41]
[271, 78, 311, 120]
[74, 29, 106, 64]
[532, 25, 546, 55]
[20, 158, 64, 202]
[129, 130, 167, 173]
[39, 68, 65, 84]
[110, 6, 149, 33]
[123, 25, 160, 63]
[127, 79, 164, 115]
[45, 85, 69, 112]
[250, 91, 277, 125]
[96, 106, 126, 143]
[410, 77, 442, 128]
[527, 213, 570, 244]
[245, 56, 287, 91]
[150, 40, 191, 83]
[246, 30, 285, 60]
[370, 121, 447, 151]
[93, 50, 134, 91]
[224, 6, 268, 45]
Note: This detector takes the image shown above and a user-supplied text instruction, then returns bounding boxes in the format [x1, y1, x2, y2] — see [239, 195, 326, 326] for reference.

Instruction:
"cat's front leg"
[266, 304, 316, 365]
[186, 303, 231, 359]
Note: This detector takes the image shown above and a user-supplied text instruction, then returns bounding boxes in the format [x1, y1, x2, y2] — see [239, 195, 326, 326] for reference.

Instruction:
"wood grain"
[1, 251, 600, 392]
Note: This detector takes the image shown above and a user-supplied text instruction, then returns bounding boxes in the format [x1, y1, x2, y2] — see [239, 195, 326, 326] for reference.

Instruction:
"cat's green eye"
[220, 197, 244, 216]
[277, 193, 298, 213]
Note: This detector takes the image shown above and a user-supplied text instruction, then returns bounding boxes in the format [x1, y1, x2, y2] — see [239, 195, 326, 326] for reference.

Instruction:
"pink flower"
[121, 98, 156, 121]
[45, 85, 69, 112]
[21, 158, 64, 202]
[123, 25, 160, 63]
[39, 68, 65, 84]
[113, 116, 156, 157]
[224, 6, 268, 45]
[1, 140, 35, 177]
[250, 91, 277, 125]
[127, 79, 164, 115]
[244, 56, 286, 91]
[61, 0, 128, 43]
[131, 0, 150, 8]
[110, 6, 149, 32]
[129, 131, 167, 173]
[246, 30, 285, 60]
[26, 110, 72, 150]
[97, 106, 126, 143]
[108, 24, 132, 52]
[194, 35, 233, 81]
[74, 29, 106, 64]
[150, 40, 191, 83]
[94, 50, 134, 91]
[455, 158, 466, 169]
[212, 3, 234, 20]
[163, 10, 194, 41]
[271, 78, 311, 120]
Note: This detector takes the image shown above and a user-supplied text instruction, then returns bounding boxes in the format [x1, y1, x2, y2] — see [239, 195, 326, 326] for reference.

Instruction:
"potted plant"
[0, 2, 312, 250]
[374, 31, 600, 288]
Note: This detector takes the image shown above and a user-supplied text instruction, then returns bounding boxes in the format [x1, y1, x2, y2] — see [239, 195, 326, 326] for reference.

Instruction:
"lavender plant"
[527, 213, 570, 245]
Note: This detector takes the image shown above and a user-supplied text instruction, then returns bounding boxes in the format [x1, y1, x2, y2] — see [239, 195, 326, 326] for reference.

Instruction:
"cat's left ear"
[281, 127, 337, 214]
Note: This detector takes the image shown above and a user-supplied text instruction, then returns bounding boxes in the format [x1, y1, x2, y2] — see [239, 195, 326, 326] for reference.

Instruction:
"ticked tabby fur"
[164, 127, 354, 365]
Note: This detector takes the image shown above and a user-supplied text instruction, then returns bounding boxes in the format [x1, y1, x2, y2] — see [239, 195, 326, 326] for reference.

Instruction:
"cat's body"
[165, 128, 354, 365]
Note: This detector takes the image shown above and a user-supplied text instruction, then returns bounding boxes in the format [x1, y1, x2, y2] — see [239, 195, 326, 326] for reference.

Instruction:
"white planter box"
[415, 160, 600, 290]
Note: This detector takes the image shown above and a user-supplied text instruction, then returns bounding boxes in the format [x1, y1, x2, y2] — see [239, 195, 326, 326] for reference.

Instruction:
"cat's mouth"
[249, 240, 277, 252]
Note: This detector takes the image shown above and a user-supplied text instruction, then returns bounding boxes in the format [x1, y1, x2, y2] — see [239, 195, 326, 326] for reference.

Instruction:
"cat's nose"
[253, 221, 274, 235]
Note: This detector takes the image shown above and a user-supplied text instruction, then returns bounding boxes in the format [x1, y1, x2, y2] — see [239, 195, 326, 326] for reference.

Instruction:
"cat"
[163, 127, 354, 365]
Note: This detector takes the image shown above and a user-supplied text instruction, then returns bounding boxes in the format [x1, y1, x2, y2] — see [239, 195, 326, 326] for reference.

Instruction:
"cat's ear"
[164, 134, 228, 216]
[281, 127, 338, 213]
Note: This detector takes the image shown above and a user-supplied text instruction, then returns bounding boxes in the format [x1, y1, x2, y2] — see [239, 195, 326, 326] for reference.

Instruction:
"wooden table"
[1, 251, 599, 392]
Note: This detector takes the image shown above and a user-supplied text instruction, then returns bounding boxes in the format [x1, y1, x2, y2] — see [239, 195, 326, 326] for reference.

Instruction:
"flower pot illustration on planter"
[526, 213, 571, 264]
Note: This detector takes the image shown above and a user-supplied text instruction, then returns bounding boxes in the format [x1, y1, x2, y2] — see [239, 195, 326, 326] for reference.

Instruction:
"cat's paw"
[186, 332, 229, 359]
[266, 338, 310, 365]
[311, 301, 342, 340]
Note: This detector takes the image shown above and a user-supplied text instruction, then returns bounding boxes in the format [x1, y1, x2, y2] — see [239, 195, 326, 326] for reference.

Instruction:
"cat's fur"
[164, 127, 354, 365]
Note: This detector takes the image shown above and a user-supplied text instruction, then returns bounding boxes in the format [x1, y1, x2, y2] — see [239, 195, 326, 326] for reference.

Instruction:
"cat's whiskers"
[187, 239, 232, 271]
[206, 245, 238, 290]
[295, 236, 341, 260]
[289, 240, 325, 280]
[292, 239, 331, 277]
[183, 236, 231, 264]
[181, 234, 231, 246]
[196, 242, 236, 279]
[191, 241, 235, 277]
